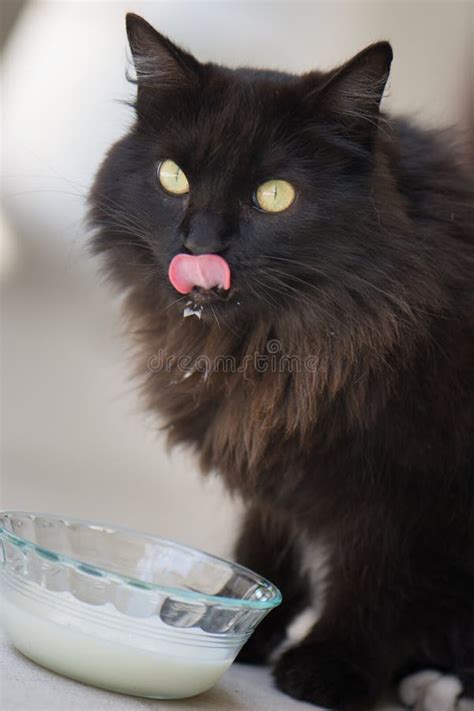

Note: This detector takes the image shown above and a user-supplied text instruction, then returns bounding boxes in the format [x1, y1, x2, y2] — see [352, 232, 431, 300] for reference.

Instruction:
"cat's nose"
[183, 211, 226, 255]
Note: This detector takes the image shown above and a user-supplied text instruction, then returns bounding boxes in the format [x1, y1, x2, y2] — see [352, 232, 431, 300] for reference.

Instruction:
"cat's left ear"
[126, 13, 201, 91]
[304, 42, 393, 141]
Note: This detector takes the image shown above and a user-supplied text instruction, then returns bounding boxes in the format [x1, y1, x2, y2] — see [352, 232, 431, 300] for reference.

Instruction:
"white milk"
[0, 581, 234, 699]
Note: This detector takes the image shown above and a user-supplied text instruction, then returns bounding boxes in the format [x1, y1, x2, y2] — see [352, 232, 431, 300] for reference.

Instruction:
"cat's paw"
[398, 670, 472, 711]
[274, 642, 380, 710]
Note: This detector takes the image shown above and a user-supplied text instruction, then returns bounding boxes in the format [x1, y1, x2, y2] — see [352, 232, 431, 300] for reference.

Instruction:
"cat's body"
[90, 15, 474, 710]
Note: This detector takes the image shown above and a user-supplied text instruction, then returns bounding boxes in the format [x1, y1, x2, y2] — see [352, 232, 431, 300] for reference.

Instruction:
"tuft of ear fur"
[126, 13, 201, 91]
[304, 42, 393, 141]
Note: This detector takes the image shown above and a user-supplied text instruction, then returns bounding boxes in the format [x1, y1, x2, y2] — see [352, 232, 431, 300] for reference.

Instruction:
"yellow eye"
[158, 159, 189, 195]
[255, 179, 296, 213]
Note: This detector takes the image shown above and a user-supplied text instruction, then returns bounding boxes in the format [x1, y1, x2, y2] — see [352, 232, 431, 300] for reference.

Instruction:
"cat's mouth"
[187, 286, 231, 304]
[168, 254, 235, 319]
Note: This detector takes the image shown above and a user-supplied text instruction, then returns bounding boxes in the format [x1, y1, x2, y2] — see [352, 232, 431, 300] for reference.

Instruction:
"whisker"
[264, 254, 439, 320]
[261, 268, 339, 325]
[165, 294, 188, 311]
[209, 304, 222, 330]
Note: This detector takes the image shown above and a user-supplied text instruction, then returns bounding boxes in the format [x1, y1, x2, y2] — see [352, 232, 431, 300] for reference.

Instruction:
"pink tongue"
[168, 254, 231, 295]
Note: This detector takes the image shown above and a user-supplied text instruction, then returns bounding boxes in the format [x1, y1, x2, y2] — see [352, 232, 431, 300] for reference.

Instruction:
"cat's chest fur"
[132, 294, 386, 508]
[130, 297, 316, 493]
[127, 280, 411, 508]
[148, 328, 293, 490]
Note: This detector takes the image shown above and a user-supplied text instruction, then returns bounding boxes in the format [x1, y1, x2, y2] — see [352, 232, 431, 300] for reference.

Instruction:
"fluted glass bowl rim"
[0, 510, 282, 610]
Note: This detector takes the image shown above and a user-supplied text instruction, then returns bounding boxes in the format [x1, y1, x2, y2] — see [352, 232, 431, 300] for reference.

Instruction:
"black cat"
[89, 14, 474, 710]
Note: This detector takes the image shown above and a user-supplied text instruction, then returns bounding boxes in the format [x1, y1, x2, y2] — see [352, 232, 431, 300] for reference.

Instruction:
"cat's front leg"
[274, 632, 387, 711]
[232, 505, 310, 665]
[273, 523, 395, 710]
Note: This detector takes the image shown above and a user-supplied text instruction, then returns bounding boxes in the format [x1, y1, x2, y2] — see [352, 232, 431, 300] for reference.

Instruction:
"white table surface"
[0, 623, 320, 711]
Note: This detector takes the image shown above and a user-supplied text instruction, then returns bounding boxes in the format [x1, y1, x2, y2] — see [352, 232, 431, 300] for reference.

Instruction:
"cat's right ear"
[302, 42, 392, 145]
[126, 14, 201, 92]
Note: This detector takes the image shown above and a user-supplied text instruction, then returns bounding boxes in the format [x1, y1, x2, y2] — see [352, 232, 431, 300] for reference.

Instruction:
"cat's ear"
[126, 13, 201, 91]
[305, 42, 393, 141]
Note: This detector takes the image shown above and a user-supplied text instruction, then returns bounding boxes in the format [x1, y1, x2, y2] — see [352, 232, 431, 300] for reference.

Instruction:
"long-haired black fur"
[89, 14, 474, 710]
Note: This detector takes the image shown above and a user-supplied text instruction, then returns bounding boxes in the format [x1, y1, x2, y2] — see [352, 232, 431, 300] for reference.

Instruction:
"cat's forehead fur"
[146, 65, 305, 175]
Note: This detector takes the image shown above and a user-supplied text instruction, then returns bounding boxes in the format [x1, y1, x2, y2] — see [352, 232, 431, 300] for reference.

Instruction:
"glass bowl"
[0, 511, 281, 699]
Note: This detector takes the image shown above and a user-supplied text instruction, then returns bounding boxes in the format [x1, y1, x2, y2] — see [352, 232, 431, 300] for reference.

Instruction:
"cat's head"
[90, 14, 394, 329]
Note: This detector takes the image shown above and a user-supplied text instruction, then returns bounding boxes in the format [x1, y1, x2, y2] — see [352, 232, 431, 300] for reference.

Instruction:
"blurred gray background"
[1, 1, 473, 557]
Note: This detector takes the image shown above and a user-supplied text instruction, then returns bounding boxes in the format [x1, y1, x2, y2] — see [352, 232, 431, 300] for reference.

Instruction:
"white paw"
[399, 671, 443, 706]
[399, 670, 465, 711]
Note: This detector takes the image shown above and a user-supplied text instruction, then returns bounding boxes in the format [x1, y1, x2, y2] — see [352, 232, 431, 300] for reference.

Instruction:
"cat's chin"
[171, 285, 242, 322]
[185, 286, 232, 306]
